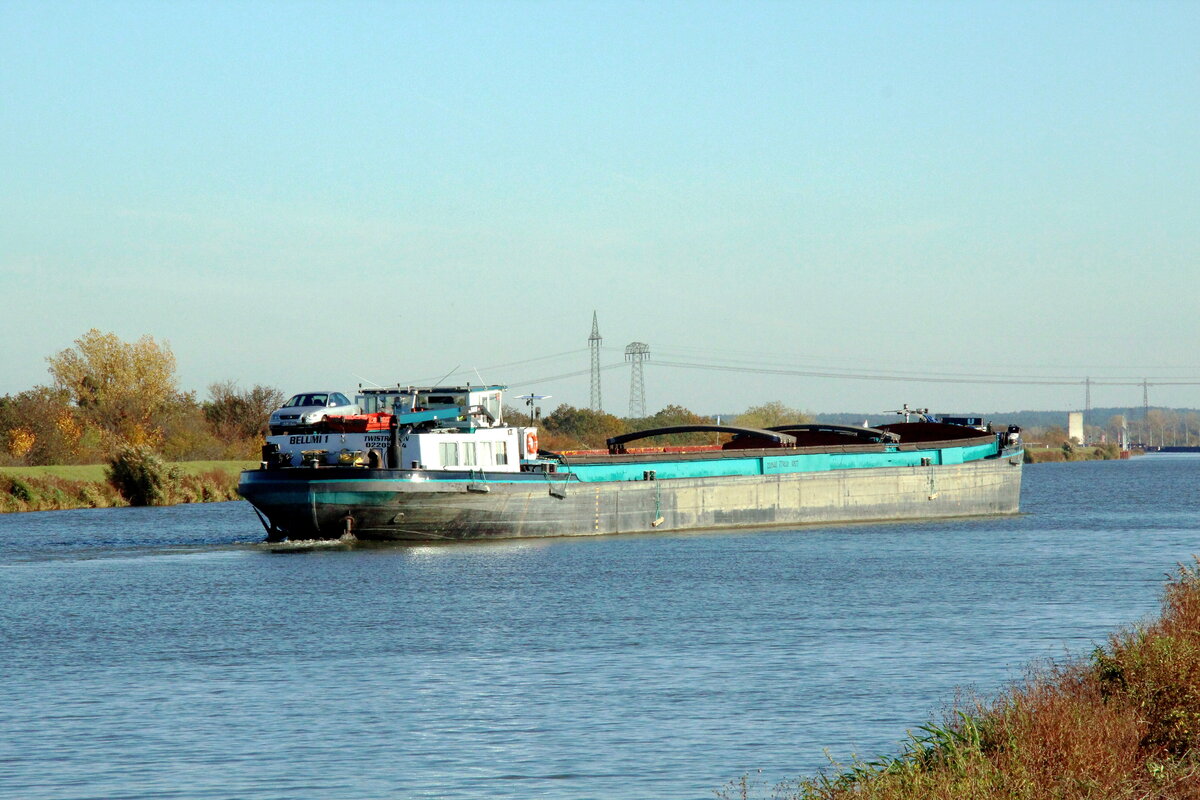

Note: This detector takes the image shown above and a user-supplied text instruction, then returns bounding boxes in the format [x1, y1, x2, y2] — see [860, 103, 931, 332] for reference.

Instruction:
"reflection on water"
[2, 456, 1199, 799]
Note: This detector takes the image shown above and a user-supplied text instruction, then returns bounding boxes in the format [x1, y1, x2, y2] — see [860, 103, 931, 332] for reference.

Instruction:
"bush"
[174, 470, 237, 503]
[75, 482, 110, 508]
[105, 444, 179, 506]
[8, 476, 35, 504]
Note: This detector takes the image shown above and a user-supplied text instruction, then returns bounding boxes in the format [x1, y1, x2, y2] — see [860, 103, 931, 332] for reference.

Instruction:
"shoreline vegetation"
[721, 558, 1200, 800]
[1022, 443, 1137, 463]
[0, 460, 252, 513]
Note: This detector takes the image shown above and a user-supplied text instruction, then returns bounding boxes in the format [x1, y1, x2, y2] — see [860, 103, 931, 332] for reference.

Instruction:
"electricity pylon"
[589, 311, 603, 411]
[625, 342, 649, 418]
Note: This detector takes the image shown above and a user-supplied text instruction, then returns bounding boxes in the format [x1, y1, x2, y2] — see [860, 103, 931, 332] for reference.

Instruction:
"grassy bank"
[1023, 445, 1134, 463]
[0, 461, 255, 512]
[723, 558, 1200, 800]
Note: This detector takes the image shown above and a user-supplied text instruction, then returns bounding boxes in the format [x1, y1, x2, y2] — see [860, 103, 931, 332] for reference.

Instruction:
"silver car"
[269, 391, 359, 434]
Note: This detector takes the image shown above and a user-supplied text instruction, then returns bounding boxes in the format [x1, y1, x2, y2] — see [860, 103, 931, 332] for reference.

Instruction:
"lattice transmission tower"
[625, 342, 650, 418]
[589, 311, 603, 411]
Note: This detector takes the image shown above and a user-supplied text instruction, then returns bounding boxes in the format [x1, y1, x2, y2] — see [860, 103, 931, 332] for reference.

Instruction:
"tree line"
[2, 330, 817, 466]
[1, 329, 282, 466]
[509, 400, 813, 451]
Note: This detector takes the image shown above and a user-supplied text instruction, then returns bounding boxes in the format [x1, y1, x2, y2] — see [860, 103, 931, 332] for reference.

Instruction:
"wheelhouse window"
[359, 393, 407, 413]
[422, 394, 466, 407]
[483, 392, 501, 424]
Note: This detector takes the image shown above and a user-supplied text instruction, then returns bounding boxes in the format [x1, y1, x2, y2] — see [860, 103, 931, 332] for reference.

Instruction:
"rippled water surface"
[3, 456, 1200, 799]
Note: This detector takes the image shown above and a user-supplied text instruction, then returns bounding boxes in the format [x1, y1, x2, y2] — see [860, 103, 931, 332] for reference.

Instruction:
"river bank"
[0, 462, 253, 512]
[746, 556, 1200, 800]
[1023, 445, 1140, 463]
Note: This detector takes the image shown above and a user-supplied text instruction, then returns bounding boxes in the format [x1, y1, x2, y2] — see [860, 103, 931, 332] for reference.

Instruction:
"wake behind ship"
[238, 384, 1023, 542]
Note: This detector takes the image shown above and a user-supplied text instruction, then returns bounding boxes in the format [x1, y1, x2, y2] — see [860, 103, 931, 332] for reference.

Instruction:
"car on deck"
[268, 391, 359, 434]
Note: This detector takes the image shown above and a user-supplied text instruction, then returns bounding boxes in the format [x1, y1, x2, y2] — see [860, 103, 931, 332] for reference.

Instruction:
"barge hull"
[238, 451, 1023, 542]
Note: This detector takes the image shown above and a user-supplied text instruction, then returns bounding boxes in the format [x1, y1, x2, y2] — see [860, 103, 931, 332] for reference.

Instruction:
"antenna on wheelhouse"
[432, 364, 460, 387]
[516, 394, 550, 426]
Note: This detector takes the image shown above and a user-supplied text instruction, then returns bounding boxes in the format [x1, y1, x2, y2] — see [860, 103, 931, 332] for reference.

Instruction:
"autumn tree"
[634, 404, 710, 429]
[734, 401, 812, 430]
[626, 404, 716, 445]
[46, 329, 179, 447]
[1036, 426, 1071, 447]
[204, 381, 284, 441]
[539, 404, 626, 450]
[1144, 409, 1171, 448]
[0, 387, 102, 465]
[1105, 415, 1128, 446]
[156, 392, 224, 461]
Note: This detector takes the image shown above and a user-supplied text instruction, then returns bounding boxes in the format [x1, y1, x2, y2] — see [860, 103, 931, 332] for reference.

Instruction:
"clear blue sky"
[3, 0, 1197, 416]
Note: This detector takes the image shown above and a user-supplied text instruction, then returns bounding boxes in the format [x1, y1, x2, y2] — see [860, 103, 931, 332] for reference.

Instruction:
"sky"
[2, 0, 1197, 416]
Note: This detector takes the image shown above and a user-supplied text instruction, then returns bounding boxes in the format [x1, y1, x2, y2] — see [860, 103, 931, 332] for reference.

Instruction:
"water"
[2, 456, 1199, 800]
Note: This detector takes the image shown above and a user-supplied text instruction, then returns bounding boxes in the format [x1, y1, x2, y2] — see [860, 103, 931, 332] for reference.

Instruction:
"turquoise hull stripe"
[558, 441, 999, 482]
[320, 491, 397, 506]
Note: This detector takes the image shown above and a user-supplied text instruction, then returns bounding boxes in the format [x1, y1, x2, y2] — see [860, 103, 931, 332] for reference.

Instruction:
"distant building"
[1068, 411, 1084, 444]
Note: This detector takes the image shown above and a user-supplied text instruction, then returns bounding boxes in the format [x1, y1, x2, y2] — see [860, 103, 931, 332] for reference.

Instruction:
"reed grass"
[722, 558, 1200, 800]
[1023, 444, 1128, 463]
[0, 461, 251, 512]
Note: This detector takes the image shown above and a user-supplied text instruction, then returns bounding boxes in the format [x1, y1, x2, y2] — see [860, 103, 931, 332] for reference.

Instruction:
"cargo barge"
[238, 384, 1023, 542]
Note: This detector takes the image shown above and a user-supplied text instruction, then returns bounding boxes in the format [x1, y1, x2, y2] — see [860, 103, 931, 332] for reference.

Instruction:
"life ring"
[526, 431, 539, 455]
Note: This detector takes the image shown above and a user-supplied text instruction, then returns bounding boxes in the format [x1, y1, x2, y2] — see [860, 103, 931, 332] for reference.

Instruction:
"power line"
[508, 362, 625, 390]
[650, 359, 1200, 387]
[641, 343, 1199, 375]
[463, 348, 588, 372]
[409, 349, 588, 386]
[605, 345, 1199, 385]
